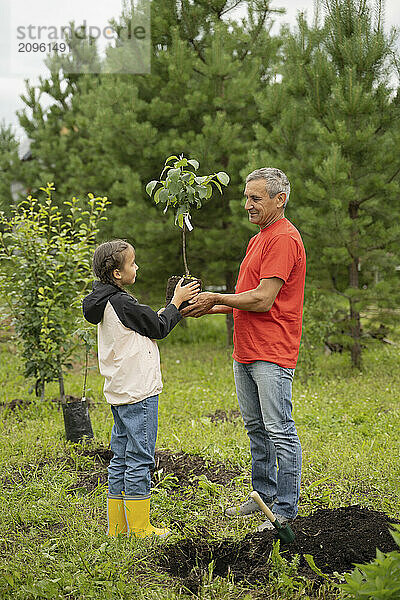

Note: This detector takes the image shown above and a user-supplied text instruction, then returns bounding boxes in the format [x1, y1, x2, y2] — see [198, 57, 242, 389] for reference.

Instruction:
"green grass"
[0, 316, 399, 599]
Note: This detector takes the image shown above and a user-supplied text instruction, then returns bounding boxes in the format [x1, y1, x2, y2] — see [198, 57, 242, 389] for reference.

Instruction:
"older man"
[183, 168, 306, 529]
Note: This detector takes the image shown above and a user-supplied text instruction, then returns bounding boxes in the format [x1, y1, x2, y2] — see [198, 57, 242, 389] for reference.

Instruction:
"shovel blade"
[273, 520, 295, 544]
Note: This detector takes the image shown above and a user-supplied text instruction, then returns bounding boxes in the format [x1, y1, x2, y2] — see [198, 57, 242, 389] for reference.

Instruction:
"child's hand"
[171, 278, 200, 309]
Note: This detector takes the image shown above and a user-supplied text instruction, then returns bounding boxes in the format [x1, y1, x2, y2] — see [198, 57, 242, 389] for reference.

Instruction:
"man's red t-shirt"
[232, 217, 306, 368]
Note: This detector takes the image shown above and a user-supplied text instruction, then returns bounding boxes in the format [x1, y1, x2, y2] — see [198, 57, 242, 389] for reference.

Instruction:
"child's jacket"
[82, 281, 182, 405]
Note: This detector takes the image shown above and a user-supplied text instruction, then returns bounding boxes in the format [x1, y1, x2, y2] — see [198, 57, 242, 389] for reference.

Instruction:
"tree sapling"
[146, 154, 229, 306]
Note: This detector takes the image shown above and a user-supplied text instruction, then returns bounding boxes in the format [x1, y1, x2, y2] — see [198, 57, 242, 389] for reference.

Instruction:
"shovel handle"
[250, 491, 276, 524]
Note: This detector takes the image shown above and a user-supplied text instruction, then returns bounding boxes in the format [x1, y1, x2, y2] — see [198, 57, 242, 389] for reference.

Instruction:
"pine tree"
[71, 0, 282, 323]
[249, 0, 400, 367]
[0, 123, 22, 216]
[14, 1, 284, 339]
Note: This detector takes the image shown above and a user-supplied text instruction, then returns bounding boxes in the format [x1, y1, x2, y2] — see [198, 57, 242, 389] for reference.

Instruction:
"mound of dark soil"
[204, 409, 241, 424]
[67, 447, 240, 494]
[154, 449, 238, 486]
[79, 447, 113, 464]
[159, 506, 399, 592]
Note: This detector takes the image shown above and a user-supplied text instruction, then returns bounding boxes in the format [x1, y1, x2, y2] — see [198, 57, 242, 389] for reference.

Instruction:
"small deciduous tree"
[146, 154, 229, 276]
[0, 183, 110, 402]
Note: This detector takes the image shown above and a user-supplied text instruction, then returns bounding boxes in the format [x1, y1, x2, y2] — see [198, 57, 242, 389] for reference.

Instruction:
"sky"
[1, 0, 400, 141]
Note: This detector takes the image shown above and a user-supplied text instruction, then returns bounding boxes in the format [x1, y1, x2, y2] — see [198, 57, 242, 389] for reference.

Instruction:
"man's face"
[244, 179, 286, 228]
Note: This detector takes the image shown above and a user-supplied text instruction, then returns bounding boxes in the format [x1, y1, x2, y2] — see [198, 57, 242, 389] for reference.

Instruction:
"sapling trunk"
[35, 379, 45, 401]
[82, 345, 89, 399]
[182, 224, 190, 277]
[58, 370, 66, 405]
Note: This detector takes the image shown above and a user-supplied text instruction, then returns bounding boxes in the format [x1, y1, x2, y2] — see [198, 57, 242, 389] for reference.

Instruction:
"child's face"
[113, 246, 138, 286]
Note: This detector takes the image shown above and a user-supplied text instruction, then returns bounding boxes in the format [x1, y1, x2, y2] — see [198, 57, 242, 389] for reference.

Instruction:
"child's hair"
[92, 239, 133, 286]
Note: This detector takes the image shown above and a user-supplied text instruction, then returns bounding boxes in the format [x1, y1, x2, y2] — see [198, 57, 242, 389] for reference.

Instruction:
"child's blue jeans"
[108, 395, 158, 498]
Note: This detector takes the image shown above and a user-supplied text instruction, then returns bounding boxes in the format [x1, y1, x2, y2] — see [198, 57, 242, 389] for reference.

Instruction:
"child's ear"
[113, 268, 121, 280]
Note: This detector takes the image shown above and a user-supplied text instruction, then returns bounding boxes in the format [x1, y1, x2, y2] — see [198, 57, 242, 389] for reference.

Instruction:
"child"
[82, 239, 199, 538]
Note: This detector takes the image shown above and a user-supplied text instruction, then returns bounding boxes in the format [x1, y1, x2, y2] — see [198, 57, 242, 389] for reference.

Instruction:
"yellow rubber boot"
[124, 496, 170, 539]
[107, 494, 128, 536]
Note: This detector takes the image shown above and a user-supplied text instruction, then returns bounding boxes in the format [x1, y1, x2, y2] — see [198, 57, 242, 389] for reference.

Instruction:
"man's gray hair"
[246, 168, 291, 208]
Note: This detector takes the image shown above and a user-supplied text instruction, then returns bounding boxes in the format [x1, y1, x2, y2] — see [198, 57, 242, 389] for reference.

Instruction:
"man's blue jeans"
[233, 360, 301, 519]
[108, 396, 158, 498]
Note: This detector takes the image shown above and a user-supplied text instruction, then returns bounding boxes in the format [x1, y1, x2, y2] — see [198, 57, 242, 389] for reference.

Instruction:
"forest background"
[1, 0, 400, 370]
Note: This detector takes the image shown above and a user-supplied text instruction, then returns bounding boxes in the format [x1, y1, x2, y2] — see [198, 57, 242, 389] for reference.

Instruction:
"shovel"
[250, 491, 295, 544]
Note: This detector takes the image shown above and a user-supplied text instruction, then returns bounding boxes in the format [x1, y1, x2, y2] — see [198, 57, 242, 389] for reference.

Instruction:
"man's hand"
[181, 277, 284, 317]
[180, 292, 216, 318]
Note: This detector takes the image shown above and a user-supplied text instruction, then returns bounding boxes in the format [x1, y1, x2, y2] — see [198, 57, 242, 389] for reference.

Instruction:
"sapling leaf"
[216, 171, 230, 186]
[146, 180, 158, 196]
[188, 159, 199, 170]
[197, 186, 208, 199]
[186, 185, 195, 198]
[182, 172, 195, 184]
[160, 164, 172, 178]
[147, 155, 229, 275]
[167, 168, 180, 182]
[159, 189, 169, 204]
[168, 181, 182, 195]
[211, 179, 223, 194]
[153, 188, 162, 204]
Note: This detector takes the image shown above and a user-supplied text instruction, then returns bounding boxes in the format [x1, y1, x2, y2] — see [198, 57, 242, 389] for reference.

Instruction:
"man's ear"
[277, 193, 286, 208]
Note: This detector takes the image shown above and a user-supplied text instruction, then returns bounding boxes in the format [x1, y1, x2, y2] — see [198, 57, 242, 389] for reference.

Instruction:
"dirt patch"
[204, 409, 241, 424]
[0, 399, 31, 411]
[1, 462, 47, 487]
[80, 447, 113, 463]
[69, 469, 108, 494]
[159, 506, 399, 592]
[67, 447, 240, 494]
[154, 449, 238, 486]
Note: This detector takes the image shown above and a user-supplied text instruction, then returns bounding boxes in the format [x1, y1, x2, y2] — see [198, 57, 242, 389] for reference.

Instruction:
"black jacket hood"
[82, 281, 121, 325]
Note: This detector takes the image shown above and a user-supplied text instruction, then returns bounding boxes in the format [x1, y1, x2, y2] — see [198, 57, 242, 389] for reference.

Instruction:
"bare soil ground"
[66, 446, 239, 493]
[159, 506, 399, 592]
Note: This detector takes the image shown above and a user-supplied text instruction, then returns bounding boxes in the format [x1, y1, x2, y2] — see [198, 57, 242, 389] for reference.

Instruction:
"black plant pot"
[62, 396, 94, 443]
